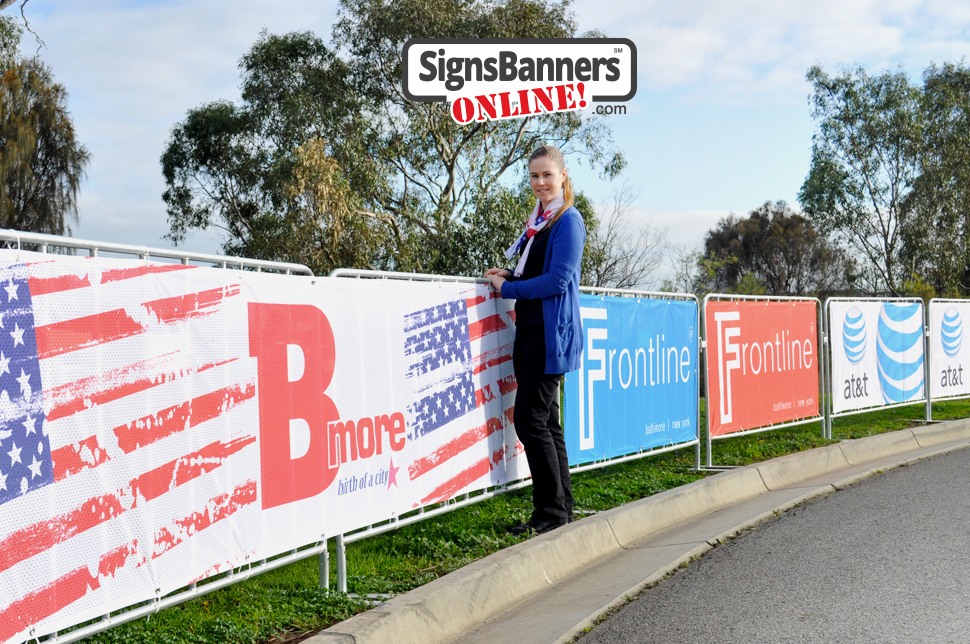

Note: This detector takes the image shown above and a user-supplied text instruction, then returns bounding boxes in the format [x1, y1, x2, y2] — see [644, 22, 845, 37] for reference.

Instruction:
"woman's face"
[529, 157, 566, 206]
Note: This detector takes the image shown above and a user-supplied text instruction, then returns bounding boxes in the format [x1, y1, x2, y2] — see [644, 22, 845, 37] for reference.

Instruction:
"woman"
[484, 145, 586, 535]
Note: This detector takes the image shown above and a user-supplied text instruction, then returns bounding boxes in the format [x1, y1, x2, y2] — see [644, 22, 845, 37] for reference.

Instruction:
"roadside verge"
[308, 419, 970, 644]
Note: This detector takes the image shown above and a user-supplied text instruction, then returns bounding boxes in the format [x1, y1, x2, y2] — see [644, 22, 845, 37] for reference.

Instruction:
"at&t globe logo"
[876, 303, 924, 404]
[842, 306, 866, 364]
[942, 307, 962, 357]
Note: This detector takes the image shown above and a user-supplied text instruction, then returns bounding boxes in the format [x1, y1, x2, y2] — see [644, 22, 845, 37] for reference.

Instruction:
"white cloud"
[572, 0, 970, 104]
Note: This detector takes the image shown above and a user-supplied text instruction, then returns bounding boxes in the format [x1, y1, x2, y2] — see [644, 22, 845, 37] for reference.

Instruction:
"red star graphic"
[387, 457, 400, 489]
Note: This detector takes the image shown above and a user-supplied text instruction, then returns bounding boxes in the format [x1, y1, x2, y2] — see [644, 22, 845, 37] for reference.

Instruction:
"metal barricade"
[700, 294, 826, 469]
[824, 297, 930, 435]
[0, 228, 313, 275]
[327, 271, 703, 592]
[0, 229, 314, 644]
[572, 285, 701, 473]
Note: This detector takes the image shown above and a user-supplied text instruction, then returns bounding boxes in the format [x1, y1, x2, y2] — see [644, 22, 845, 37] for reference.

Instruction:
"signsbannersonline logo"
[402, 39, 636, 124]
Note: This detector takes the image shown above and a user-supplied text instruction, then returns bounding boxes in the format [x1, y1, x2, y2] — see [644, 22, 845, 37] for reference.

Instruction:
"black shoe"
[508, 517, 568, 535]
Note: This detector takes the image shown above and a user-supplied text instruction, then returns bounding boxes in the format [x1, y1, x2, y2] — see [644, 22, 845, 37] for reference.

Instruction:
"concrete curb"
[307, 420, 970, 644]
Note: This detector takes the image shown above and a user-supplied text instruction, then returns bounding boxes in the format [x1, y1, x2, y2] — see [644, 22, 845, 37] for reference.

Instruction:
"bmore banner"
[928, 300, 970, 401]
[705, 300, 820, 437]
[0, 250, 525, 644]
[564, 294, 698, 465]
[829, 300, 925, 413]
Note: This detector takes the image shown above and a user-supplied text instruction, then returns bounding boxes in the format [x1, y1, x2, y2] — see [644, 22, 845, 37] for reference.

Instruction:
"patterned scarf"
[504, 191, 565, 277]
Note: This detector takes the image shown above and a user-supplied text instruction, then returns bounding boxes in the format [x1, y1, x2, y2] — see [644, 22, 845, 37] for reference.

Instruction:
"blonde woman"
[485, 145, 586, 535]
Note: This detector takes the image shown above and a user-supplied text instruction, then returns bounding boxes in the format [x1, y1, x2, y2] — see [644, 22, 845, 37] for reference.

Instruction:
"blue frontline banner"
[564, 294, 698, 466]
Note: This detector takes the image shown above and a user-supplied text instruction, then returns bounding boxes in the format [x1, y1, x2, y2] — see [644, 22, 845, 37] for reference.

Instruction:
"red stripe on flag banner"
[45, 355, 237, 423]
[465, 291, 500, 308]
[419, 457, 492, 506]
[408, 416, 503, 480]
[0, 540, 139, 643]
[51, 435, 112, 481]
[101, 264, 195, 284]
[35, 309, 147, 359]
[28, 273, 91, 296]
[141, 284, 241, 324]
[45, 351, 181, 422]
[0, 436, 255, 575]
[114, 382, 256, 454]
[471, 345, 512, 375]
[28, 264, 197, 297]
[51, 380, 255, 480]
[497, 375, 517, 396]
[505, 405, 515, 427]
[153, 480, 257, 558]
[475, 384, 496, 408]
[468, 314, 507, 341]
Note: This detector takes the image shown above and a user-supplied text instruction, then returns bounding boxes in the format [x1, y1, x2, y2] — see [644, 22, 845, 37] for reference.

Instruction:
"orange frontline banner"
[705, 300, 820, 437]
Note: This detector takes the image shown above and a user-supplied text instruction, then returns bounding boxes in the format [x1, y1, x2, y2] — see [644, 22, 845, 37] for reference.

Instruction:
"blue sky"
[10, 0, 970, 275]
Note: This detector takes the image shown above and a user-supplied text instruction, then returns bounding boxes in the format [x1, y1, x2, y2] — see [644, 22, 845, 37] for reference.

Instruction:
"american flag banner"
[0, 251, 525, 644]
[399, 285, 527, 510]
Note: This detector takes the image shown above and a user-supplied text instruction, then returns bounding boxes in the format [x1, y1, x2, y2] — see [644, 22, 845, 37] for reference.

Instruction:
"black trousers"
[512, 324, 573, 522]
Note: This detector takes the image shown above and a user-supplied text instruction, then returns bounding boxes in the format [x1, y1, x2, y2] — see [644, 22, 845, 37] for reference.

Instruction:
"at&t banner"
[705, 299, 820, 437]
[564, 294, 698, 465]
[828, 300, 925, 414]
[928, 300, 970, 400]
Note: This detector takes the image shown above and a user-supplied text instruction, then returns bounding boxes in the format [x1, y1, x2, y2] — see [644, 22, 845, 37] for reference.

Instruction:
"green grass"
[74, 399, 970, 644]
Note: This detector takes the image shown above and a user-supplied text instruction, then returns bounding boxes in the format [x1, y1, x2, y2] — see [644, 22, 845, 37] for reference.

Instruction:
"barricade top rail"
[823, 296, 925, 318]
[330, 268, 487, 284]
[580, 285, 697, 302]
[704, 292, 821, 305]
[331, 271, 701, 303]
[927, 298, 969, 304]
[824, 295, 925, 306]
[0, 228, 314, 275]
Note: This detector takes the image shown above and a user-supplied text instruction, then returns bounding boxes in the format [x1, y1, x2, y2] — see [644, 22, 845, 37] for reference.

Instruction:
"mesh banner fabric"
[829, 300, 925, 414]
[0, 250, 524, 644]
[705, 300, 820, 436]
[564, 294, 698, 464]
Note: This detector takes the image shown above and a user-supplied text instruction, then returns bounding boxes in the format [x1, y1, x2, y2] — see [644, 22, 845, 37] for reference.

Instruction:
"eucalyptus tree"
[798, 65, 921, 296]
[163, 0, 626, 277]
[899, 62, 970, 296]
[0, 37, 89, 236]
[330, 0, 624, 274]
[161, 31, 381, 274]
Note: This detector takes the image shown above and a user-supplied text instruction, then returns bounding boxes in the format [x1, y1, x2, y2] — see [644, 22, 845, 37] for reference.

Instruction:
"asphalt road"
[579, 446, 970, 644]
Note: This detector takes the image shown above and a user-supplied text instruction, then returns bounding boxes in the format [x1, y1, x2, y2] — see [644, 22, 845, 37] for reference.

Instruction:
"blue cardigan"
[501, 205, 586, 375]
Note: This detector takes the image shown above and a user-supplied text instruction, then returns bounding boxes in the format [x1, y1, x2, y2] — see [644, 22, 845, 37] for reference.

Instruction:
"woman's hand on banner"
[483, 268, 510, 294]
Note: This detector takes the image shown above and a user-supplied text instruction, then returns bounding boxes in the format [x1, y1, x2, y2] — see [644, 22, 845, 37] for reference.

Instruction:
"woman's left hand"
[486, 272, 506, 294]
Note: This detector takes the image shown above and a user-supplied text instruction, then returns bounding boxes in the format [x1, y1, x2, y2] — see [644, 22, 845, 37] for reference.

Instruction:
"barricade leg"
[319, 544, 330, 591]
[337, 535, 347, 593]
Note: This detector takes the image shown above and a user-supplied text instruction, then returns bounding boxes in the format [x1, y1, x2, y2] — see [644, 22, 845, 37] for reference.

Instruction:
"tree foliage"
[1, 38, 89, 236]
[161, 31, 379, 274]
[699, 201, 856, 297]
[899, 61, 970, 296]
[162, 0, 627, 278]
[799, 65, 921, 295]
